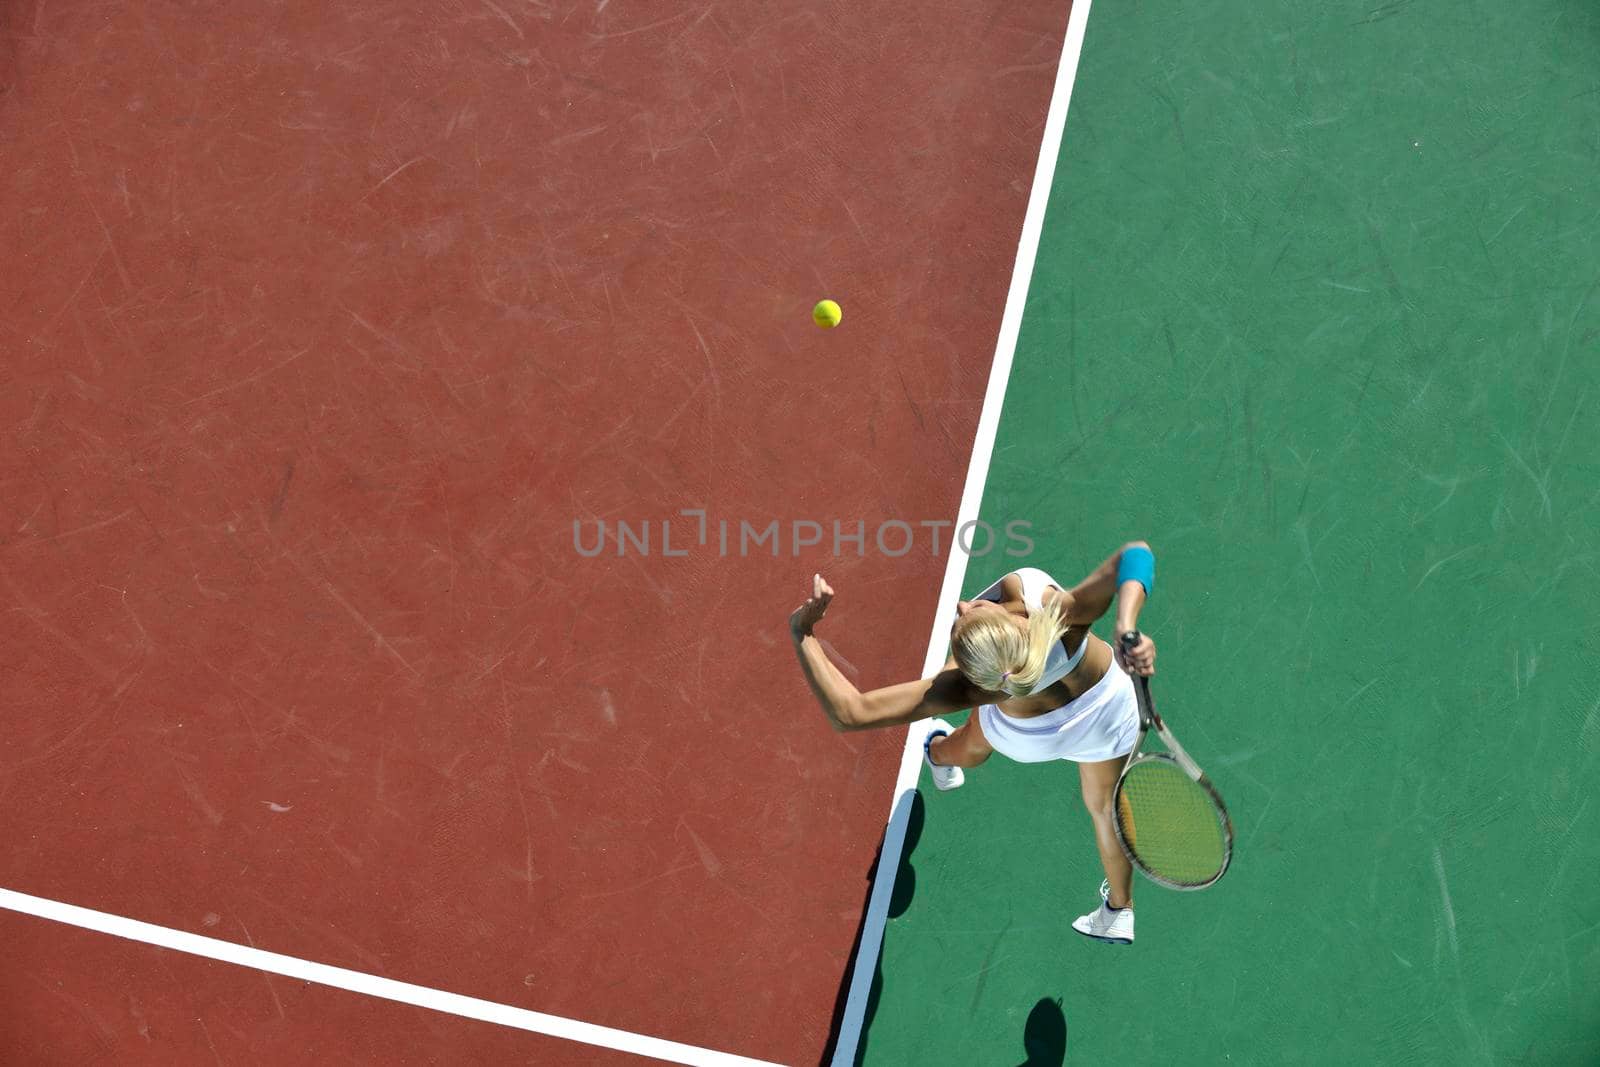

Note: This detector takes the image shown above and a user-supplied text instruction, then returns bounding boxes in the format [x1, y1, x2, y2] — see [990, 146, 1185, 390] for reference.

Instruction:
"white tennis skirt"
[976, 657, 1140, 764]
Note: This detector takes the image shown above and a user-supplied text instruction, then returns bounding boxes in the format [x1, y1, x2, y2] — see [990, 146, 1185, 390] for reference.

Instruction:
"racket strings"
[1115, 759, 1228, 886]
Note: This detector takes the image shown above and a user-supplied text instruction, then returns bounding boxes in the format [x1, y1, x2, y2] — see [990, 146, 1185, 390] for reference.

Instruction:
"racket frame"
[1111, 631, 1235, 890]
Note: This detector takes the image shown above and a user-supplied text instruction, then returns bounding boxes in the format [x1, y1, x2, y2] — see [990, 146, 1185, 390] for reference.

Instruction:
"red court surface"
[1, 908, 643, 1066]
[3, 1, 1070, 1061]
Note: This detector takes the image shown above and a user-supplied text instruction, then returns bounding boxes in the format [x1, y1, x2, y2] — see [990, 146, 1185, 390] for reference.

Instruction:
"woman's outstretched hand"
[789, 573, 834, 637]
[1115, 631, 1157, 676]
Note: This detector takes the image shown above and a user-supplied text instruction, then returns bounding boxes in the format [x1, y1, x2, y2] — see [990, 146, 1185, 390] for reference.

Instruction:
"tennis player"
[789, 542, 1157, 945]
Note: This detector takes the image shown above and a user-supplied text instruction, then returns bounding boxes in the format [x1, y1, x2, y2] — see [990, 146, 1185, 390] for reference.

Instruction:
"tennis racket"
[1111, 631, 1233, 890]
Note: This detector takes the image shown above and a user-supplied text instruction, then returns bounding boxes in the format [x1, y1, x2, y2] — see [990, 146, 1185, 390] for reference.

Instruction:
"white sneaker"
[1071, 879, 1135, 944]
[922, 720, 964, 792]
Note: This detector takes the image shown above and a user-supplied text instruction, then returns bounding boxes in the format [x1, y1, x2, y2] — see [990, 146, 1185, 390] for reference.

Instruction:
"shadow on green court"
[1017, 997, 1067, 1066]
[820, 789, 925, 1065]
[819, 788, 1070, 1065]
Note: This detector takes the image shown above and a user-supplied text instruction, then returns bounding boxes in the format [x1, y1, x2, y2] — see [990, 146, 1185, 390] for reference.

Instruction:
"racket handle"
[1119, 629, 1157, 730]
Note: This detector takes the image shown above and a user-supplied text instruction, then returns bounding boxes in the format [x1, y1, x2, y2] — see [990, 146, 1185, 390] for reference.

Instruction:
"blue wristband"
[1116, 545, 1155, 594]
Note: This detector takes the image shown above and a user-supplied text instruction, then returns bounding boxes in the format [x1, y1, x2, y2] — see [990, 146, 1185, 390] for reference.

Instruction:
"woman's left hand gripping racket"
[1112, 631, 1234, 890]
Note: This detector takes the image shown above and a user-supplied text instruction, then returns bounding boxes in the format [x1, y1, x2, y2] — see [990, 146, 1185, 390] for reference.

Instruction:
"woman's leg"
[1078, 755, 1134, 909]
[927, 712, 994, 769]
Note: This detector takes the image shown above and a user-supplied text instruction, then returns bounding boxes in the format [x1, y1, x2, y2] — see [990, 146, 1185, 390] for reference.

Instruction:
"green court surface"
[861, 1, 1600, 1063]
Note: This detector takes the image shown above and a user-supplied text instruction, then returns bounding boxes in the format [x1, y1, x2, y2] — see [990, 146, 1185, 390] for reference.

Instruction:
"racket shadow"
[1016, 996, 1067, 1066]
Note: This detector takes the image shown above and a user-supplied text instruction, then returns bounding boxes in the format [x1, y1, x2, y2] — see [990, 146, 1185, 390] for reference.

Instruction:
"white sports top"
[970, 566, 1140, 763]
[971, 566, 1085, 688]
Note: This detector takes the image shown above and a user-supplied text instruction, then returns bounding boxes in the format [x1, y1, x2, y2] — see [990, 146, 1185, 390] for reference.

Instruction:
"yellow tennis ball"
[812, 299, 842, 329]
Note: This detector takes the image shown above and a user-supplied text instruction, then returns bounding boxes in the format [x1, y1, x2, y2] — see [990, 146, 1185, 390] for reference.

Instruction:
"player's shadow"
[819, 789, 925, 1065]
[1016, 996, 1067, 1066]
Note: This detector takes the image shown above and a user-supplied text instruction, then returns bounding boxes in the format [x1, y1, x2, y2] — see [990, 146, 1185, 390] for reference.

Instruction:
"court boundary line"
[826, 1, 1095, 1063]
[0, 886, 783, 1067]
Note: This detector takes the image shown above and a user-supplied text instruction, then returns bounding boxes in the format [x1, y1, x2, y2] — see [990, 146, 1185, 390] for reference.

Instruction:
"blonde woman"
[789, 542, 1157, 945]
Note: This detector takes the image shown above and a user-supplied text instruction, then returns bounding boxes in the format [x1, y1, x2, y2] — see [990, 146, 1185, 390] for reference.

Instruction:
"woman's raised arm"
[789, 574, 979, 732]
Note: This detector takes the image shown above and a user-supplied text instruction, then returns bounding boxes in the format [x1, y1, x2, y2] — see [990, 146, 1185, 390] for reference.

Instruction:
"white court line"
[0, 887, 782, 1067]
[7, 9, 1095, 1065]
[827, 1, 1095, 1064]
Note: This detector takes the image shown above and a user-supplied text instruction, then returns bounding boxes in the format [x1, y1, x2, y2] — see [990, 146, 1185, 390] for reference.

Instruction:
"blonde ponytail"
[952, 598, 1069, 696]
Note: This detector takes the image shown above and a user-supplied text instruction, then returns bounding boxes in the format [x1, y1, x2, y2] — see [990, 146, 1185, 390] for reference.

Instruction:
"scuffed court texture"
[862, 2, 1600, 1063]
[5, 0, 1599, 1064]
[2, 1, 1068, 1062]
